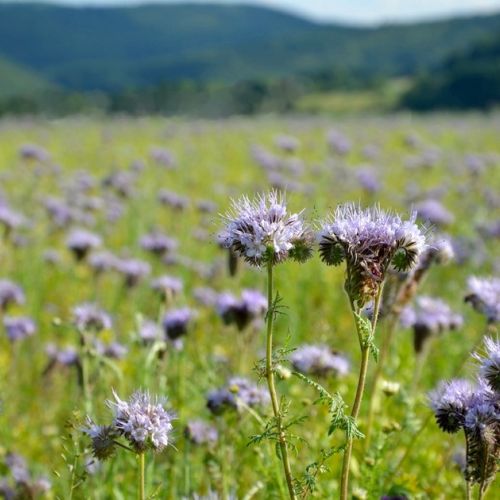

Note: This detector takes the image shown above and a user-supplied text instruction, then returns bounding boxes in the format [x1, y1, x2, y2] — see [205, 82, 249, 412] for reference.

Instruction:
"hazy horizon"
[2, 0, 500, 24]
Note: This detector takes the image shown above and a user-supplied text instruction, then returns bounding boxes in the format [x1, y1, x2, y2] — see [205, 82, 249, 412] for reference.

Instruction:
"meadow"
[0, 113, 499, 499]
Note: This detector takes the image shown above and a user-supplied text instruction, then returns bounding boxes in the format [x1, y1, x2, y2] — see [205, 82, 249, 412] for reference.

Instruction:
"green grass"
[0, 113, 498, 499]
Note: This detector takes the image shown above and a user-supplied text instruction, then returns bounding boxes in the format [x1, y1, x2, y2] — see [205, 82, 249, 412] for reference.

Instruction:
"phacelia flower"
[151, 275, 183, 300]
[216, 289, 267, 331]
[66, 228, 102, 260]
[116, 258, 151, 287]
[465, 276, 500, 323]
[319, 204, 426, 305]
[140, 231, 178, 256]
[72, 303, 112, 332]
[218, 191, 312, 266]
[83, 418, 119, 460]
[185, 420, 219, 445]
[3, 316, 36, 342]
[291, 344, 350, 377]
[474, 337, 500, 393]
[400, 296, 463, 353]
[414, 199, 454, 227]
[162, 308, 196, 340]
[108, 390, 174, 453]
[0, 279, 25, 311]
[429, 379, 476, 433]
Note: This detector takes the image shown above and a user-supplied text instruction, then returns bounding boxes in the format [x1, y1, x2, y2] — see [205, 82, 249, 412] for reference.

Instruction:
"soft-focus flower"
[108, 390, 174, 453]
[216, 289, 267, 331]
[291, 344, 350, 377]
[140, 231, 178, 256]
[151, 275, 183, 299]
[414, 199, 454, 226]
[88, 251, 118, 275]
[0, 279, 25, 311]
[465, 276, 500, 323]
[82, 418, 119, 460]
[319, 204, 426, 305]
[66, 228, 102, 260]
[162, 307, 196, 340]
[72, 303, 112, 332]
[158, 190, 189, 211]
[185, 420, 218, 445]
[218, 191, 312, 266]
[3, 316, 36, 342]
[116, 258, 151, 287]
[400, 296, 463, 352]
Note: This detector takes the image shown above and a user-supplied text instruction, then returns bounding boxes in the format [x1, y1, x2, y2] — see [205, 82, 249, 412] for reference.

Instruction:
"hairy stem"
[138, 452, 145, 500]
[340, 286, 383, 500]
[265, 262, 296, 500]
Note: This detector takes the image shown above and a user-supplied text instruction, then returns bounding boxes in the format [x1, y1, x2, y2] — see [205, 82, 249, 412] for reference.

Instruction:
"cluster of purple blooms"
[0, 453, 51, 498]
[184, 419, 219, 445]
[207, 377, 270, 415]
[216, 289, 267, 331]
[400, 296, 463, 353]
[84, 390, 174, 458]
[465, 276, 500, 324]
[429, 337, 499, 488]
[290, 344, 350, 377]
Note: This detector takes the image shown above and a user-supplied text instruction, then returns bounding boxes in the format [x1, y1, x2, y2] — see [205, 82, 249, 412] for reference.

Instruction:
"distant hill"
[0, 56, 56, 98]
[1, 3, 500, 92]
[401, 34, 500, 110]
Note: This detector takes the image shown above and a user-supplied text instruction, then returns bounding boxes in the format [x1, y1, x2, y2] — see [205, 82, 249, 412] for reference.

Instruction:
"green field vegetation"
[0, 114, 498, 499]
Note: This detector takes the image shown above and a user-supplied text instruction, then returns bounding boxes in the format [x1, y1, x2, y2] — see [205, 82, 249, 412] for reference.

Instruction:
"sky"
[6, 0, 500, 24]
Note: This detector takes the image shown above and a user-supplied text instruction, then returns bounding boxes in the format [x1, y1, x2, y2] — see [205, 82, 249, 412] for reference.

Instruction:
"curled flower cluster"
[218, 191, 313, 266]
[216, 289, 267, 331]
[429, 337, 500, 489]
[400, 296, 463, 353]
[465, 276, 500, 323]
[290, 344, 350, 377]
[162, 307, 196, 340]
[66, 228, 102, 260]
[84, 390, 174, 457]
[318, 204, 426, 305]
[72, 302, 112, 332]
[0, 279, 25, 311]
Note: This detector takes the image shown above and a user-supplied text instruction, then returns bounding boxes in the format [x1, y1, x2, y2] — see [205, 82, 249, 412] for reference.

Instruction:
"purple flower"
[102, 171, 136, 198]
[88, 250, 118, 275]
[151, 275, 183, 299]
[94, 340, 128, 359]
[0, 280, 25, 311]
[162, 307, 196, 340]
[19, 143, 50, 162]
[140, 231, 178, 256]
[150, 147, 176, 168]
[356, 167, 381, 194]
[326, 129, 351, 156]
[275, 135, 300, 153]
[465, 276, 500, 323]
[474, 337, 500, 393]
[158, 190, 189, 211]
[227, 376, 270, 408]
[218, 191, 312, 266]
[192, 286, 218, 307]
[216, 289, 267, 331]
[108, 390, 174, 453]
[66, 228, 102, 260]
[3, 316, 36, 342]
[45, 343, 79, 366]
[319, 204, 426, 304]
[116, 258, 151, 287]
[82, 419, 119, 460]
[429, 379, 476, 433]
[414, 199, 454, 227]
[72, 303, 112, 332]
[206, 388, 237, 415]
[291, 344, 350, 377]
[185, 420, 218, 445]
[0, 206, 25, 232]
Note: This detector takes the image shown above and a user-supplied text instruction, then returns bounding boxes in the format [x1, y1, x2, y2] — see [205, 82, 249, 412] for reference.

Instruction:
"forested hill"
[1, 3, 500, 92]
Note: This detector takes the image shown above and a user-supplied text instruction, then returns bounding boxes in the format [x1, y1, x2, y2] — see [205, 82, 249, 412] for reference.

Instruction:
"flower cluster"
[218, 191, 313, 266]
[162, 307, 196, 340]
[290, 344, 350, 377]
[84, 390, 174, 457]
[216, 289, 267, 331]
[429, 337, 500, 488]
[465, 276, 500, 323]
[72, 302, 112, 332]
[319, 204, 426, 305]
[0, 279, 25, 311]
[400, 296, 463, 353]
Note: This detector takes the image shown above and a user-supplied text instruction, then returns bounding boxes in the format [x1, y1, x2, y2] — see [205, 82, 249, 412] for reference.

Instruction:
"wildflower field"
[0, 113, 499, 499]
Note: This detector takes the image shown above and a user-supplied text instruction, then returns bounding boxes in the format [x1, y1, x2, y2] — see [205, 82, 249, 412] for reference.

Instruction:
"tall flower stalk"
[219, 191, 312, 499]
[318, 204, 426, 499]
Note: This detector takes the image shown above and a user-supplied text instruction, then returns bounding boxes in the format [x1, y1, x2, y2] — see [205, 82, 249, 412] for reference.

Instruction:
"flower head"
[66, 228, 102, 260]
[216, 289, 267, 331]
[0, 279, 25, 311]
[291, 344, 350, 377]
[72, 303, 112, 332]
[429, 379, 476, 433]
[218, 191, 312, 266]
[162, 307, 196, 340]
[474, 337, 500, 393]
[82, 418, 119, 460]
[3, 316, 36, 342]
[319, 204, 426, 305]
[184, 420, 218, 445]
[107, 390, 174, 453]
[465, 276, 500, 323]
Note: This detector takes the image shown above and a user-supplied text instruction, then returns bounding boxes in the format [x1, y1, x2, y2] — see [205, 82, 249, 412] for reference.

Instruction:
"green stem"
[340, 286, 383, 500]
[138, 452, 145, 500]
[265, 262, 296, 500]
[80, 331, 92, 415]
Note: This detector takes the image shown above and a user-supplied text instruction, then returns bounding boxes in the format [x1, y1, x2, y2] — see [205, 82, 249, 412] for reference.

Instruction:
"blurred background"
[0, 0, 499, 116]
